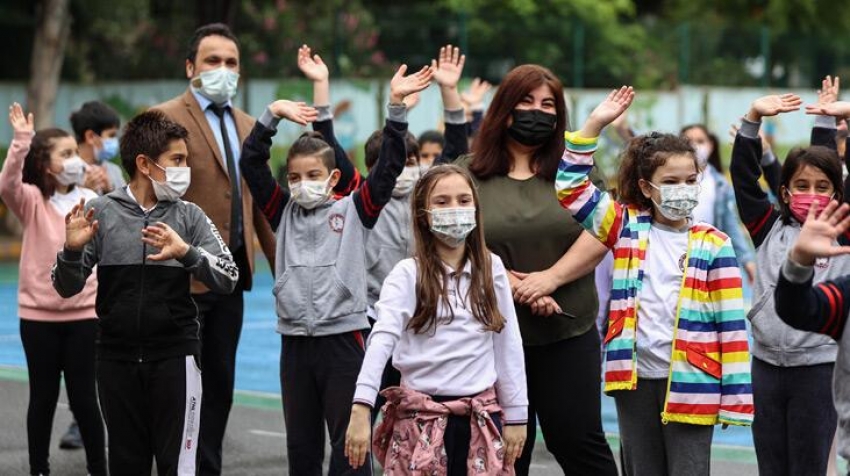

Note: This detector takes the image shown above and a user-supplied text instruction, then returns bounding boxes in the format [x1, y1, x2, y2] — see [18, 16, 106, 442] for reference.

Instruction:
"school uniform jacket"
[555, 132, 753, 427]
[52, 187, 239, 361]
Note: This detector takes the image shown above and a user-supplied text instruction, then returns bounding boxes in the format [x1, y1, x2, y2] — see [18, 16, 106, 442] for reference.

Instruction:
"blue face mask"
[97, 136, 119, 163]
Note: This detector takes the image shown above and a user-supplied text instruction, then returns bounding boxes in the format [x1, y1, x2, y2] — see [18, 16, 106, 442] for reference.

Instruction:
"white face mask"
[289, 176, 333, 210]
[147, 160, 191, 202]
[649, 182, 699, 221]
[427, 207, 477, 248]
[392, 165, 420, 198]
[694, 144, 711, 168]
[53, 156, 88, 187]
[191, 66, 239, 105]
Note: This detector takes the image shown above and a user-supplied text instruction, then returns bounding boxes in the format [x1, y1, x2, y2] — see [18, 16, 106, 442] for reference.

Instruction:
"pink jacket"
[0, 131, 97, 321]
[373, 386, 513, 476]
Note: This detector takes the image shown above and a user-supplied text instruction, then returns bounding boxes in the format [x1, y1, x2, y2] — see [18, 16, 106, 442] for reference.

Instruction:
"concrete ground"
[0, 367, 764, 475]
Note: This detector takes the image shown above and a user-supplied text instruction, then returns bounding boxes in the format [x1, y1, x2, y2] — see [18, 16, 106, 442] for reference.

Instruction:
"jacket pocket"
[99, 300, 137, 344]
[311, 266, 359, 320]
[274, 267, 308, 322]
[142, 300, 181, 342]
[687, 344, 722, 380]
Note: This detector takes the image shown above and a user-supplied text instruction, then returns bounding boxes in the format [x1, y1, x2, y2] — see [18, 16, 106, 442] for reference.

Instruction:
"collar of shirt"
[191, 88, 233, 113]
[125, 185, 157, 213]
[441, 258, 473, 277]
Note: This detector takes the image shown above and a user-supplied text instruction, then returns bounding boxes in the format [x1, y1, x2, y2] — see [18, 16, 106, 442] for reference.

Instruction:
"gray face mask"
[427, 207, 477, 247]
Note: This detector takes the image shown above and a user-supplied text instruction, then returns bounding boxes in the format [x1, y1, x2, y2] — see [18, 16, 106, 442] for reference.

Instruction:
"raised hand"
[64, 198, 98, 252]
[461, 78, 492, 109]
[805, 101, 850, 119]
[8, 102, 33, 133]
[390, 64, 434, 105]
[142, 222, 190, 261]
[747, 94, 802, 121]
[432, 44, 465, 89]
[790, 200, 850, 266]
[818, 75, 840, 105]
[402, 91, 420, 111]
[579, 86, 635, 138]
[297, 44, 329, 83]
[269, 100, 319, 125]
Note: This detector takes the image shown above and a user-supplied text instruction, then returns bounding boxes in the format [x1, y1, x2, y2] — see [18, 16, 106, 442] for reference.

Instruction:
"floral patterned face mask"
[648, 182, 700, 220]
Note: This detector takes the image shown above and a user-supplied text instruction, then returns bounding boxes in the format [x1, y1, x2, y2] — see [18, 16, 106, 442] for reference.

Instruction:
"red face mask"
[788, 192, 832, 223]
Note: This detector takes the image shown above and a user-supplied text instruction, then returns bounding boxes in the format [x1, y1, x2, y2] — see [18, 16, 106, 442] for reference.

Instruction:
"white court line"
[249, 429, 286, 439]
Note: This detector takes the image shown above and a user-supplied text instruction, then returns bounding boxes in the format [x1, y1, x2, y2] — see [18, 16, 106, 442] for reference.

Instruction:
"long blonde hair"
[407, 165, 505, 334]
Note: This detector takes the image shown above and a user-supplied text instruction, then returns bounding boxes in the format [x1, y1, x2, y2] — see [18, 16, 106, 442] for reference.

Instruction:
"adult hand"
[8, 102, 33, 132]
[746, 94, 801, 122]
[64, 198, 98, 252]
[345, 404, 372, 468]
[512, 270, 558, 304]
[529, 296, 562, 317]
[297, 44, 329, 83]
[502, 425, 526, 466]
[389, 64, 433, 105]
[142, 222, 190, 261]
[269, 100, 319, 125]
[789, 200, 850, 266]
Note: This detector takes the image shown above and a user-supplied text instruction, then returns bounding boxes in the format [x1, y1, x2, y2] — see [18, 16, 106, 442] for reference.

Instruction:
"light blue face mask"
[97, 136, 119, 163]
[191, 67, 240, 105]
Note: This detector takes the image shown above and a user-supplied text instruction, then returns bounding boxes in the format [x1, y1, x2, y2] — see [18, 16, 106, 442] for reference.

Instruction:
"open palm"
[751, 94, 801, 117]
[65, 198, 97, 252]
[793, 200, 850, 263]
[8, 102, 33, 132]
[390, 64, 433, 103]
[432, 44, 465, 88]
[588, 86, 635, 128]
[297, 45, 329, 82]
[806, 101, 850, 118]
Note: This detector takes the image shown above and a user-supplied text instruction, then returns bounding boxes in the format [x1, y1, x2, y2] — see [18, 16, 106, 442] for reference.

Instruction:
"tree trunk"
[26, 0, 71, 130]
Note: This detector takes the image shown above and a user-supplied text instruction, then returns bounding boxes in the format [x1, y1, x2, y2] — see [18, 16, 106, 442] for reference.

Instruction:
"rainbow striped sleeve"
[555, 132, 625, 249]
[707, 235, 753, 426]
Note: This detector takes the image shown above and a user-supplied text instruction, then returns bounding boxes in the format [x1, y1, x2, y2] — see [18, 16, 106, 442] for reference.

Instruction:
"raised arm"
[297, 44, 360, 195]
[353, 64, 432, 229]
[53, 199, 99, 298]
[0, 103, 39, 224]
[239, 100, 318, 230]
[730, 94, 801, 247]
[556, 86, 634, 249]
[431, 44, 469, 164]
[462, 78, 490, 138]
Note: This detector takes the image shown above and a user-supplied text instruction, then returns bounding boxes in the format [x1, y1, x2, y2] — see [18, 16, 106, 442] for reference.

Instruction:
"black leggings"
[515, 328, 618, 476]
[20, 319, 106, 476]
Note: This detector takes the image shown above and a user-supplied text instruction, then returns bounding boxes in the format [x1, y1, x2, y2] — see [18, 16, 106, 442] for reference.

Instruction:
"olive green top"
[457, 155, 604, 346]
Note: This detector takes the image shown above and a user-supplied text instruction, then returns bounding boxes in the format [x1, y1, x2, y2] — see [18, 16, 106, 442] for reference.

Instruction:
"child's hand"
[389, 64, 433, 105]
[402, 91, 420, 111]
[64, 198, 98, 252]
[142, 222, 190, 261]
[269, 100, 318, 126]
[432, 44, 465, 90]
[84, 166, 110, 192]
[344, 404, 372, 468]
[806, 101, 850, 119]
[746, 94, 801, 121]
[580, 86, 635, 138]
[790, 200, 850, 266]
[297, 44, 329, 83]
[502, 425, 527, 466]
[461, 78, 492, 110]
[8, 103, 33, 133]
[817, 75, 840, 106]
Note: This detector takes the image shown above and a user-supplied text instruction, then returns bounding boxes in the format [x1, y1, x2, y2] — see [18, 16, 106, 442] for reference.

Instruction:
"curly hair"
[617, 132, 697, 210]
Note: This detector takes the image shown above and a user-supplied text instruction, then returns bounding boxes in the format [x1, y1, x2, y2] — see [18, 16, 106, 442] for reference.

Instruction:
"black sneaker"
[59, 421, 83, 450]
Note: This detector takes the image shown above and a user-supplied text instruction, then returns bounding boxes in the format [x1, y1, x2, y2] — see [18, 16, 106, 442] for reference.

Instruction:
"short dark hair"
[418, 130, 444, 147]
[365, 131, 418, 169]
[286, 131, 335, 171]
[779, 146, 844, 224]
[186, 23, 239, 64]
[120, 111, 189, 177]
[23, 128, 72, 198]
[69, 101, 121, 142]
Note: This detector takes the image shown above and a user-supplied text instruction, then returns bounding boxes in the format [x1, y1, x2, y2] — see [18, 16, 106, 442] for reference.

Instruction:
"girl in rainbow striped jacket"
[555, 86, 753, 476]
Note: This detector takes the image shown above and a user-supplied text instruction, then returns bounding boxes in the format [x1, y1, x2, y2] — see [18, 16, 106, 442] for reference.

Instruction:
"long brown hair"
[23, 128, 71, 198]
[617, 132, 697, 210]
[470, 64, 567, 181]
[407, 165, 505, 334]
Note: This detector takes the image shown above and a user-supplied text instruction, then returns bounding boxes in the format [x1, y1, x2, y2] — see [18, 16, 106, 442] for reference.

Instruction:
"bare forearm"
[549, 231, 608, 286]
[313, 79, 330, 107]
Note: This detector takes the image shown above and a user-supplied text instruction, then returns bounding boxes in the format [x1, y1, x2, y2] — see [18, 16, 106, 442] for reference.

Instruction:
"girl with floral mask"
[556, 86, 753, 476]
[0, 104, 105, 475]
[729, 88, 850, 476]
[345, 165, 527, 475]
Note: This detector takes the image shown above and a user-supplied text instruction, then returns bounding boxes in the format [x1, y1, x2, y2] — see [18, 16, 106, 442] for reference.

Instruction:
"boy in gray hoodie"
[239, 65, 431, 475]
[53, 110, 238, 475]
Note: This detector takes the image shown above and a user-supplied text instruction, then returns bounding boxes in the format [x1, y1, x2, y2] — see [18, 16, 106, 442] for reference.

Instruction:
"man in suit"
[151, 23, 275, 476]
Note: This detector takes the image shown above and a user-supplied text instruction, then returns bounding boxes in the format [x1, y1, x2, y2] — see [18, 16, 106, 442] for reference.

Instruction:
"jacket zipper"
[137, 213, 150, 362]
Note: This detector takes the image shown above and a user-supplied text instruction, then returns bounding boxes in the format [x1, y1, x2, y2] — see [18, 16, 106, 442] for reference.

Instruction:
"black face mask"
[507, 109, 557, 146]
